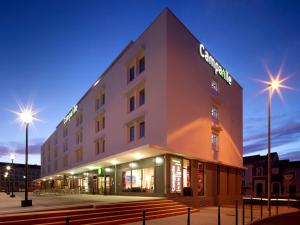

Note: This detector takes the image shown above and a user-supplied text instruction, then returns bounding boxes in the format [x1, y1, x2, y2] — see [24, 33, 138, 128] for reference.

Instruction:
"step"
[1, 204, 188, 225]
[39, 207, 199, 225]
[0, 199, 172, 222]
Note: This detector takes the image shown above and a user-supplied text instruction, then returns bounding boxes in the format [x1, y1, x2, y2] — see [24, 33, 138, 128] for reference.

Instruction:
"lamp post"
[261, 72, 289, 215]
[18, 109, 35, 207]
[10, 154, 16, 198]
[6, 166, 11, 195]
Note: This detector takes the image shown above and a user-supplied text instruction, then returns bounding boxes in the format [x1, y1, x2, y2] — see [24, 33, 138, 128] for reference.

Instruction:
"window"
[212, 79, 219, 93]
[272, 168, 279, 175]
[63, 155, 68, 168]
[128, 66, 135, 82]
[139, 89, 145, 106]
[76, 149, 83, 162]
[95, 138, 105, 155]
[139, 121, 145, 138]
[197, 162, 204, 196]
[76, 131, 83, 144]
[129, 96, 135, 112]
[183, 159, 191, 188]
[47, 165, 51, 174]
[54, 160, 58, 171]
[95, 114, 105, 132]
[54, 146, 58, 158]
[95, 97, 100, 111]
[63, 126, 68, 137]
[139, 57, 145, 73]
[102, 116, 105, 129]
[76, 113, 83, 126]
[256, 167, 263, 176]
[101, 93, 105, 106]
[129, 125, 135, 142]
[63, 142, 68, 152]
[211, 133, 218, 150]
[211, 106, 219, 120]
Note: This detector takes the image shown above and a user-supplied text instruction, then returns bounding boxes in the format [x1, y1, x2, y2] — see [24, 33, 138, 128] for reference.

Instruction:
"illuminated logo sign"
[199, 43, 232, 85]
[63, 105, 78, 124]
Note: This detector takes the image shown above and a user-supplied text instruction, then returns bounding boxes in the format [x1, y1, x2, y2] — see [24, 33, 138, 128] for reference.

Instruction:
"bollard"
[187, 207, 190, 225]
[143, 210, 146, 225]
[250, 197, 253, 222]
[236, 200, 238, 225]
[218, 205, 221, 225]
[276, 196, 279, 215]
[260, 197, 263, 219]
[65, 217, 70, 225]
[242, 199, 245, 225]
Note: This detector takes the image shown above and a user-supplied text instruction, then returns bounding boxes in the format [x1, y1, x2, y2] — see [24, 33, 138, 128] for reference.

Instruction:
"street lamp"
[10, 154, 16, 198]
[18, 108, 35, 207]
[6, 166, 11, 195]
[259, 68, 290, 215]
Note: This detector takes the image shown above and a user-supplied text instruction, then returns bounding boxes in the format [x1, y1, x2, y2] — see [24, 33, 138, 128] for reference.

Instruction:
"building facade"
[40, 8, 243, 205]
[242, 153, 300, 198]
[0, 162, 41, 192]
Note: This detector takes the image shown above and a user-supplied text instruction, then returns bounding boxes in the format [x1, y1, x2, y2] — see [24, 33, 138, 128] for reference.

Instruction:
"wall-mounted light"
[155, 157, 163, 165]
[129, 162, 138, 168]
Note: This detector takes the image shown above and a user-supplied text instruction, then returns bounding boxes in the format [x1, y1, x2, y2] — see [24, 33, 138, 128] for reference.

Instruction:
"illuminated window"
[129, 96, 135, 112]
[211, 106, 219, 120]
[212, 79, 219, 93]
[142, 168, 154, 192]
[128, 66, 135, 82]
[139, 89, 145, 106]
[211, 133, 218, 150]
[139, 57, 145, 73]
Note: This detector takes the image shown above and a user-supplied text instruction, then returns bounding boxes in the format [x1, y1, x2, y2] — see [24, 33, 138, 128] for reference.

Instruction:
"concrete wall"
[165, 10, 243, 168]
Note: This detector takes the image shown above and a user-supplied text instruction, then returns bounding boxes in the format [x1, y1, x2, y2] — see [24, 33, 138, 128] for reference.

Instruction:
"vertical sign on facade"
[171, 158, 182, 193]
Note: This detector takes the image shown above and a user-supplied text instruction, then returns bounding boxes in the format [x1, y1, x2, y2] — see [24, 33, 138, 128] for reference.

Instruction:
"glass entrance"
[98, 176, 113, 195]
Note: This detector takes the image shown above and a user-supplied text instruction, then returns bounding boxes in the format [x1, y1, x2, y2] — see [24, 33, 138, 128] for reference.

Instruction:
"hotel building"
[40, 8, 243, 205]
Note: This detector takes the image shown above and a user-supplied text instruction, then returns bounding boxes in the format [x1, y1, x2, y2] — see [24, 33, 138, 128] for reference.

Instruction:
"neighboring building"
[0, 162, 41, 192]
[40, 8, 243, 205]
[242, 152, 300, 197]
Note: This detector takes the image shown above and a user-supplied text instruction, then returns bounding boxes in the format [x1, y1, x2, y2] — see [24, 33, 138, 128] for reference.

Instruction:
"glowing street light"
[15, 105, 38, 207]
[258, 66, 291, 215]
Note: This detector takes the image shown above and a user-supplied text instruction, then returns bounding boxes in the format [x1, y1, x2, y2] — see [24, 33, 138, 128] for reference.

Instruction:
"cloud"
[279, 151, 300, 161]
[0, 139, 43, 158]
[244, 111, 300, 154]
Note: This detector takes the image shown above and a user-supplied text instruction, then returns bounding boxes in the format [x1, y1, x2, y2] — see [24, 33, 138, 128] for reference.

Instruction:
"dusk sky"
[0, 0, 299, 165]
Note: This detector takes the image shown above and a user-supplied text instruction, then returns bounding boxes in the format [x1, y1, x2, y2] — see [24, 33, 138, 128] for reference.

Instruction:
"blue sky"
[0, 0, 299, 165]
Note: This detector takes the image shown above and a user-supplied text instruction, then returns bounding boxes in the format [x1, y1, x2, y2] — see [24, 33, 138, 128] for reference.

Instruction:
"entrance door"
[98, 176, 112, 195]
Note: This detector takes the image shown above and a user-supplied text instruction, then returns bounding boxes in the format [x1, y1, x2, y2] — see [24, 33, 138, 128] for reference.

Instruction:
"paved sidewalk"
[0, 192, 298, 225]
[128, 205, 299, 225]
[0, 192, 162, 214]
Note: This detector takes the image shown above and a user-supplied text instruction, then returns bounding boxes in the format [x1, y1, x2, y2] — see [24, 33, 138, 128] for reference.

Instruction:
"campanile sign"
[199, 43, 232, 85]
